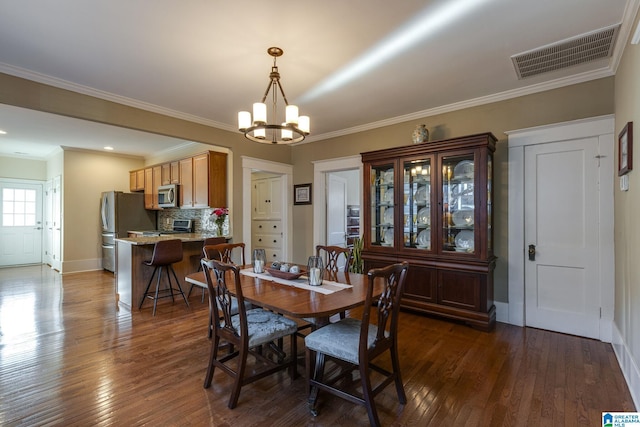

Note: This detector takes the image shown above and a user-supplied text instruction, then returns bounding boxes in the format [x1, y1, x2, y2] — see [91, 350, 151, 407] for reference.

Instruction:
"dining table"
[185, 267, 383, 325]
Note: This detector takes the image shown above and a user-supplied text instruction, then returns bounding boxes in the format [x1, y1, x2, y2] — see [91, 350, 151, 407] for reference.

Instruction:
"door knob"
[528, 244, 536, 261]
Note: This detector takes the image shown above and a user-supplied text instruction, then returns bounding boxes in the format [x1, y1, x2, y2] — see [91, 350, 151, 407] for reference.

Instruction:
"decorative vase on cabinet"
[412, 124, 429, 144]
[361, 132, 497, 331]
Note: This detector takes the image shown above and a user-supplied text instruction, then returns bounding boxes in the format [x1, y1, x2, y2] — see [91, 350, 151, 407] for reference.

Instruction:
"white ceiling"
[0, 0, 637, 159]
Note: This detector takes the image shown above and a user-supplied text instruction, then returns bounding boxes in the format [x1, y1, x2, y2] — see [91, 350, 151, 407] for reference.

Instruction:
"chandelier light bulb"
[254, 127, 266, 139]
[238, 111, 251, 131]
[285, 105, 299, 125]
[253, 103, 267, 125]
[298, 116, 310, 134]
[281, 123, 293, 141]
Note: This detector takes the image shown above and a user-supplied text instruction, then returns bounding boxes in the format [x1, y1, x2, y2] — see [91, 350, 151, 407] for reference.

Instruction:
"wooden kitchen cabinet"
[179, 157, 194, 207]
[361, 132, 497, 330]
[179, 151, 227, 209]
[143, 165, 162, 210]
[129, 169, 145, 192]
[161, 161, 180, 185]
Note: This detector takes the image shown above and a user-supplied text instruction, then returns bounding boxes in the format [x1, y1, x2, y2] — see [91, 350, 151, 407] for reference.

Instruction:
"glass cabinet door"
[487, 153, 493, 253]
[369, 164, 395, 247]
[442, 154, 475, 254]
[403, 158, 432, 250]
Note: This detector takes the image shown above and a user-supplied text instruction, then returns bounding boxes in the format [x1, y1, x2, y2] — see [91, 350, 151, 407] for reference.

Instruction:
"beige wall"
[614, 13, 640, 401]
[0, 156, 47, 180]
[61, 150, 145, 271]
[292, 78, 615, 302]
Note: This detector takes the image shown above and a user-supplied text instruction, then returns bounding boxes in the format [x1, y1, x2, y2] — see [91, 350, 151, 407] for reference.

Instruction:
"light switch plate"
[620, 174, 629, 191]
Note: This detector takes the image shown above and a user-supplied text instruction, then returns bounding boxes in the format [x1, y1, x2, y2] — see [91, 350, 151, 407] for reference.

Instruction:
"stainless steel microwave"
[158, 184, 178, 208]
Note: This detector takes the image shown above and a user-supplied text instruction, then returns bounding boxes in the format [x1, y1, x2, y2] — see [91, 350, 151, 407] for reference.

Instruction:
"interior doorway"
[242, 157, 293, 261]
[313, 156, 363, 249]
[507, 115, 614, 341]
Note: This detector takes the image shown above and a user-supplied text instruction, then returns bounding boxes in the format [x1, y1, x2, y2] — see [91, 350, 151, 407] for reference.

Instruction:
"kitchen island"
[115, 234, 225, 309]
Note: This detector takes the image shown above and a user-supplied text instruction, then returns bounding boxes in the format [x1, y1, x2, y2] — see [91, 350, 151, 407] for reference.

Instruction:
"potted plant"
[349, 236, 363, 274]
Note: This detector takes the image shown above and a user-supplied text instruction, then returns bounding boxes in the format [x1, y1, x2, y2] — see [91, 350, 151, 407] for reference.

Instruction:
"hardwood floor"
[0, 265, 634, 426]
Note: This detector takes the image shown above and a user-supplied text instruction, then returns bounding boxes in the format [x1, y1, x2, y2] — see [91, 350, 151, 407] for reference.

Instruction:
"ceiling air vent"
[511, 24, 619, 79]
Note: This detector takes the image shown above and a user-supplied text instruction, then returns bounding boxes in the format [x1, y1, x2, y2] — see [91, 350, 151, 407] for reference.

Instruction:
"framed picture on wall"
[294, 183, 312, 205]
[619, 121, 633, 176]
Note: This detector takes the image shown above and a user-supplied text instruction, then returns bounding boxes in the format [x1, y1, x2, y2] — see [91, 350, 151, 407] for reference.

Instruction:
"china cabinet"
[361, 132, 497, 330]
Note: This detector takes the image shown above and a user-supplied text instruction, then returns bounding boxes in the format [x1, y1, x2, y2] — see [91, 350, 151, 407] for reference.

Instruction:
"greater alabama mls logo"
[604, 412, 640, 426]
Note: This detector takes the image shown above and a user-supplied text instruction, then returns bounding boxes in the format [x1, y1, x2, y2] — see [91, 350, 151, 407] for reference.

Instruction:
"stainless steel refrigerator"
[101, 191, 156, 272]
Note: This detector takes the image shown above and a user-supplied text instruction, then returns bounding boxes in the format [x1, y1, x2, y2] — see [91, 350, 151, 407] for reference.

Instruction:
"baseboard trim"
[495, 301, 509, 324]
[61, 258, 102, 274]
[612, 322, 640, 410]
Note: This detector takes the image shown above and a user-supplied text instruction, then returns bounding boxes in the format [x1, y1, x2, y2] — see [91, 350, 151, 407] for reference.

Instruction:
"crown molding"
[0, 63, 237, 132]
[302, 66, 616, 144]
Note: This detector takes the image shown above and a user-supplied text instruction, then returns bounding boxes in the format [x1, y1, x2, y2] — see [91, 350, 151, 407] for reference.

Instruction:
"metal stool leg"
[169, 265, 190, 307]
[152, 266, 164, 316]
[139, 266, 158, 309]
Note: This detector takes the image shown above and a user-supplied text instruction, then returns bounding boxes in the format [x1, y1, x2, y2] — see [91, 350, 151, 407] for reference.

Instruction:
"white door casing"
[326, 173, 348, 248]
[507, 115, 614, 342]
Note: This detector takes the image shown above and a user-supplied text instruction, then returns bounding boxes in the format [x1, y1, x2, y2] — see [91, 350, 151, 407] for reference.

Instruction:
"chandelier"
[238, 47, 310, 144]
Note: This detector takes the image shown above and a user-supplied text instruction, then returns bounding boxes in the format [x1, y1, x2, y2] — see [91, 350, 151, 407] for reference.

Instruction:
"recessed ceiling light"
[104, 146, 114, 151]
[0, 130, 7, 135]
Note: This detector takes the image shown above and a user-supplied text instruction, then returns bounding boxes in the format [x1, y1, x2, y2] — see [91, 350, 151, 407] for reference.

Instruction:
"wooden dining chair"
[197, 242, 249, 337]
[188, 237, 226, 306]
[201, 259, 298, 409]
[188, 240, 244, 302]
[204, 242, 246, 266]
[316, 244, 353, 319]
[304, 262, 409, 427]
[316, 245, 353, 277]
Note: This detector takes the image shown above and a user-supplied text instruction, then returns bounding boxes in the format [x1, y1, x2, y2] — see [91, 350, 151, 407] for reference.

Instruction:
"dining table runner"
[240, 268, 353, 295]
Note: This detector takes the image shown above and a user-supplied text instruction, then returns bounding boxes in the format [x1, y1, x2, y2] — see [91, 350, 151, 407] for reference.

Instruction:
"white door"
[51, 175, 62, 271]
[0, 181, 44, 266]
[327, 174, 347, 248]
[268, 177, 282, 218]
[44, 179, 53, 266]
[524, 137, 601, 338]
[252, 178, 269, 219]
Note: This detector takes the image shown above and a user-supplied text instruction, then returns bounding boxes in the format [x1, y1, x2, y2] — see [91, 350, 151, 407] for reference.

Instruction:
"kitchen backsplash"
[158, 207, 229, 235]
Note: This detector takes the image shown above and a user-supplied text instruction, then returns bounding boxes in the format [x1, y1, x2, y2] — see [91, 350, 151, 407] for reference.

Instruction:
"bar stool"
[139, 239, 190, 316]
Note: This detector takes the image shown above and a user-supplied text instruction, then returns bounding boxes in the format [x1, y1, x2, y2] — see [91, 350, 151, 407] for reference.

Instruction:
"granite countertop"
[116, 233, 229, 245]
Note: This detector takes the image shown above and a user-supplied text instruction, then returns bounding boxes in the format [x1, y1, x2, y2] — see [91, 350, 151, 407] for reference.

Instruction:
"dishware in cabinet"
[367, 162, 396, 248]
[402, 156, 434, 251]
[361, 132, 497, 331]
[441, 153, 476, 254]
